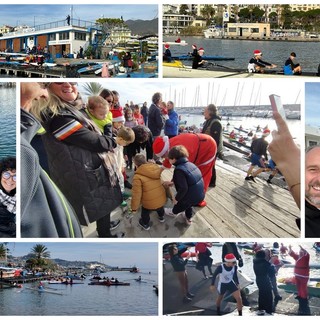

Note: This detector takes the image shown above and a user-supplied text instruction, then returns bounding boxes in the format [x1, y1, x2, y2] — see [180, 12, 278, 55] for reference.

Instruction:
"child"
[130, 153, 166, 230]
[210, 253, 243, 316]
[86, 95, 113, 136]
[163, 145, 204, 225]
[133, 104, 145, 125]
[113, 127, 135, 201]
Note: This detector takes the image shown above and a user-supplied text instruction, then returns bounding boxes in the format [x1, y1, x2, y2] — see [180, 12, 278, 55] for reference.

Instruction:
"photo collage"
[0, 2, 320, 318]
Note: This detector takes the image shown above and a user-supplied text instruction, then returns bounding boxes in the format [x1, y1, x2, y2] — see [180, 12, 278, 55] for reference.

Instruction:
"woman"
[210, 253, 243, 316]
[0, 157, 16, 237]
[195, 242, 213, 279]
[168, 243, 194, 302]
[37, 82, 123, 238]
[253, 250, 275, 315]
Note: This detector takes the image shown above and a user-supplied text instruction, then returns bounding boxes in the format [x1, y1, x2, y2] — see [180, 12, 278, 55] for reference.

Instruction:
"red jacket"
[289, 249, 310, 278]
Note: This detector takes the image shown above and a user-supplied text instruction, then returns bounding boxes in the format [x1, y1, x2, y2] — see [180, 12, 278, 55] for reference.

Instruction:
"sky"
[78, 79, 302, 108]
[305, 82, 320, 126]
[5, 242, 158, 269]
[0, 4, 158, 27]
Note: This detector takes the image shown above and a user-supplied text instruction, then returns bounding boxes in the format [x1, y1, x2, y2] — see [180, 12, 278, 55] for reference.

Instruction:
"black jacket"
[305, 200, 320, 237]
[21, 109, 83, 238]
[147, 103, 164, 137]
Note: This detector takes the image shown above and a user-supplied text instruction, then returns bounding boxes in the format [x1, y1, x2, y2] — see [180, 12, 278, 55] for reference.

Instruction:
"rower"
[192, 46, 207, 69]
[248, 50, 277, 73]
[283, 52, 302, 75]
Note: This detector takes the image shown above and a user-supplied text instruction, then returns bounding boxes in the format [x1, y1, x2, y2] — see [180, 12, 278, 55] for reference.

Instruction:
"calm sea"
[178, 113, 301, 145]
[0, 86, 16, 158]
[0, 269, 158, 316]
[164, 36, 319, 73]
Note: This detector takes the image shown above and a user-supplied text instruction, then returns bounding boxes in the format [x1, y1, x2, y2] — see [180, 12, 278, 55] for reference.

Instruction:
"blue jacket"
[173, 157, 204, 206]
[164, 109, 179, 136]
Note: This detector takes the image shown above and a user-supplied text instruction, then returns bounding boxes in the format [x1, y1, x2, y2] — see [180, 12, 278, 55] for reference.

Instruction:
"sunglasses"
[2, 171, 16, 182]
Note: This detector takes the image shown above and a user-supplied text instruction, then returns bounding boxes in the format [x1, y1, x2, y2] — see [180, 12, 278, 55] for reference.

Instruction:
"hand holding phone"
[269, 94, 286, 120]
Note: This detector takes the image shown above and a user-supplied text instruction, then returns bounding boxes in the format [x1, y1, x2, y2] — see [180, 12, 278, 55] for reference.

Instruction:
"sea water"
[0, 269, 158, 316]
[0, 86, 16, 158]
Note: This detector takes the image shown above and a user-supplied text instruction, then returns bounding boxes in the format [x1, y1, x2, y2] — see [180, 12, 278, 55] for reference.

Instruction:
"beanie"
[153, 136, 170, 157]
[224, 253, 237, 262]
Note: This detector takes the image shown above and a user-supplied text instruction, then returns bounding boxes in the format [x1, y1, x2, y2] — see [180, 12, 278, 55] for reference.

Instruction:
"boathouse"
[227, 22, 270, 38]
[0, 18, 102, 58]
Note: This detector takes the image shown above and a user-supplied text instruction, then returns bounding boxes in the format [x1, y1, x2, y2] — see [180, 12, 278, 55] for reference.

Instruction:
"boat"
[162, 60, 184, 68]
[203, 26, 223, 39]
[171, 55, 235, 61]
[278, 278, 320, 298]
[163, 40, 188, 46]
[88, 280, 130, 286]
[223, 138, 251, 156]
[283, 263, 320, 270]
[153, 284, 158, 295]
[0, 267, 18, 278]
[26, 287, 64, 295]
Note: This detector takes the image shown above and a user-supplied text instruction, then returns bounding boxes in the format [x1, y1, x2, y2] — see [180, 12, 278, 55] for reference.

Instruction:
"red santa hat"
[224, 253, 237, 262]
[164, 43, 170, 49]
[111, 109, 125, 122]
[153, 136, 170, 157]
[262, 128, 270, 136]
[198, 47, 205, 52]
[253, 49, 262, 56]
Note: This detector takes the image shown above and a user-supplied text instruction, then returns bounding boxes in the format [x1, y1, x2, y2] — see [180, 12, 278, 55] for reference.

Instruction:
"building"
[306, 125, 320, 147]
[0, 25, 13, 36]
[163, 13, 194, 35]
[0, 18, 102, 58]
[227, 22, 270, 37]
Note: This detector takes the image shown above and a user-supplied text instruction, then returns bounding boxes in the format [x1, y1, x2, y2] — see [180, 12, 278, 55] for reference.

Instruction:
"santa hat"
[112, 109, 125, 122]
[253, 49, 262, 56]
[262, 128, 270, 136]
[198, 47, 205, 52]
[224, 253, 237, 263]
[164, 44, 170, 49]
[153, 136, 170, 157]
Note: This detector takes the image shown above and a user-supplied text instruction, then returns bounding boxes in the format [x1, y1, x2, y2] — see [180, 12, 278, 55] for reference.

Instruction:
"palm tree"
[30, 244, 50, 260]
[82, 82, 104, 97]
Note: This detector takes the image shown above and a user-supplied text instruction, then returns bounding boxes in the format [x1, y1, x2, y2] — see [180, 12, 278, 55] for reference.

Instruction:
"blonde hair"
[133, 153, 147, 167]
[87, 96, 109, 111]
[117, 126, 135, 144]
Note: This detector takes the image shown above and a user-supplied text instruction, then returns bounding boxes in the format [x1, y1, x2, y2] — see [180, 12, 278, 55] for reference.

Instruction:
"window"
[49, 33, 56, 41]
[59, 32, 69, 40]
[251, 28, 259, 33]
[74, 32, 86, 41]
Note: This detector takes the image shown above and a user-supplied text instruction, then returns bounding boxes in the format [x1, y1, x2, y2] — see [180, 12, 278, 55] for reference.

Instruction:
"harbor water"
[164, 36, 320, 73]
[0, 86, 16, 158]
[0, 269, 158, 316]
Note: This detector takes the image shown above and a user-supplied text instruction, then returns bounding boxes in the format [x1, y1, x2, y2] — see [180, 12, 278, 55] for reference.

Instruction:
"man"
[202, 104, 223, 187]
[163, 44, 172, 62]
[192, 46, 207, 69]
[248, 49, 277, 73]
[284, 52, 302, 75]
[148, 92, 164, 139]
[305, 145, 320, 237]
[245, 129, 270, 182]
[21, 82, 83, 237]
[153, 133, 217, 206]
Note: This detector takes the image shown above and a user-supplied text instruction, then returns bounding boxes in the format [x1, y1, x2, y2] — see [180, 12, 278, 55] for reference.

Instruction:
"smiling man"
[305, 145, 320, 237]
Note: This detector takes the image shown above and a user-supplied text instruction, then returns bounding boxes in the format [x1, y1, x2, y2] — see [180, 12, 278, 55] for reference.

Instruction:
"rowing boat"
[278, 280, 320, 298]
[26, 287, 64, 295]
[171, 55, 235, 61]
[88, 280, 130, 286]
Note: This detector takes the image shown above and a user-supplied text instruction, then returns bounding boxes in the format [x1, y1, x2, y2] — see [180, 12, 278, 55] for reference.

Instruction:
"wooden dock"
[83, 159, 300, 238]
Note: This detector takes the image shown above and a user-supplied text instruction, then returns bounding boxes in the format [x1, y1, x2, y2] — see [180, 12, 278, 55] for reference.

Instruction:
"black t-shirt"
[305, 200, 320, 237]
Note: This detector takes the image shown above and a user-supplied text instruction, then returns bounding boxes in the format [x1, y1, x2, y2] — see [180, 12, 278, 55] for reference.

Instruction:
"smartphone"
[269, 94, 286, 120]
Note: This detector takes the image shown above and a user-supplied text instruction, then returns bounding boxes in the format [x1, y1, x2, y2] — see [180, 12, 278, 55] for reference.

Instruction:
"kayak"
[172, 55, 235, 61]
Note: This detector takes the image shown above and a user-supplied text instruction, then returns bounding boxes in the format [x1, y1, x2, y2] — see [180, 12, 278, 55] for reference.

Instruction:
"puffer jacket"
[131, 163, 166, 211]
[41, 108, 122, 226]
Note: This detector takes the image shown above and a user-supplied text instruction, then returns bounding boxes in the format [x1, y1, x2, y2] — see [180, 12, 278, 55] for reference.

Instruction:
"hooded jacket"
[131, 163, 166, 211]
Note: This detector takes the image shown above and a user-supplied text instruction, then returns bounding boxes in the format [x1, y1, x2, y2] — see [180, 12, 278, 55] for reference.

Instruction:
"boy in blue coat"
[163, 145, 205, 225]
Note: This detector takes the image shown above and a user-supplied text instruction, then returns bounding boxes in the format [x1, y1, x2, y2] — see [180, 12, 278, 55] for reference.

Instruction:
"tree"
[82, 82, 104, 96]
[179, 4, 189, 15]
[200, 5, 215, 26]
[0, 243, 7, 261]
[30, 244, 50, 260]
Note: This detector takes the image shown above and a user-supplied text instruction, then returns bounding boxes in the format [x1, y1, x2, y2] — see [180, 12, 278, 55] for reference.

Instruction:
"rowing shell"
[26, 287, 64, 295]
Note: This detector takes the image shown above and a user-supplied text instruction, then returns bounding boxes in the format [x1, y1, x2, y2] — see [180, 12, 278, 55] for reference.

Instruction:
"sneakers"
[267, 179, 272, 184]
[187, 292, 195, 298]
[111, 232, 125, 238]
[158, 216, 165, 223]
[183, 212, 192, 226]
[110, 220, 120, 231]
[164, 208, 176, 217]
[183, 295, 192, 303]
[256, 310, 266, 316]
[138, 219, 150, 231]
[197, 200, 207, 207]
[245, 175, 256, 182]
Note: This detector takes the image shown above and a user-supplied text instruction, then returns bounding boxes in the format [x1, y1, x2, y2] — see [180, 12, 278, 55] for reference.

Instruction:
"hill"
[125, 18, 158, 36]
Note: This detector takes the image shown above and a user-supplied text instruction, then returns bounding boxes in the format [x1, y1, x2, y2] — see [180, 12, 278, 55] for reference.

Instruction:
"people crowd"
[165, 242, 312, 316]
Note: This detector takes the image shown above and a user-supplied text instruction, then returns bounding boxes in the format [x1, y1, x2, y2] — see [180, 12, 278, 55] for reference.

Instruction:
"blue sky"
[305, 82, 320, 126]
[5, 242, 158, 268]
[0, 5, 158, 27]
